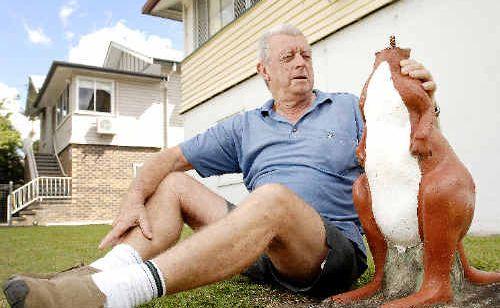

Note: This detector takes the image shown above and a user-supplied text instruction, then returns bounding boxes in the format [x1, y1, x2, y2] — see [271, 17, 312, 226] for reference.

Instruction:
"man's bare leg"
[146, 182, 329, 294]
[102, 171, 327, 294]
[118, 172, 231, 261]
[3, 174, 330, 308]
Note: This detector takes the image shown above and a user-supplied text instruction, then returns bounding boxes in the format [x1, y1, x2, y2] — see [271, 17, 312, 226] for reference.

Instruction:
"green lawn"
[1, 225, 499, 307]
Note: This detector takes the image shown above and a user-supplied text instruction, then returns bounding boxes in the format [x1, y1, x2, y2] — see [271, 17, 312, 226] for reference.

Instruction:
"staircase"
[8, 176, 72, 225]
[7, 152, 71, 225]
[34, 153, 64, 177]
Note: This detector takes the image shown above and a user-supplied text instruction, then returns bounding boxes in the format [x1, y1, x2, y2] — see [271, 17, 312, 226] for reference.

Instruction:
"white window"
[56, 85, 69, 126]
[195, 0, 260, 48]
[77, 78, 114, 114]
[132, 163, 144, 177]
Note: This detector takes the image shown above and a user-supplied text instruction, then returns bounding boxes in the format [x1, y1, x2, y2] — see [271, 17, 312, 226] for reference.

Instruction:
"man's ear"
[257, 62, 270, 81]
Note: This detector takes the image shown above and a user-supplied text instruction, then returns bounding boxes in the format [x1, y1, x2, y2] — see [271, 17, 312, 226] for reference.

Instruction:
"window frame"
[132, 163, 144, 177]
[193, 0, 260, 51]
[75, 76, 115, 116]
[55, 83, 70, 128]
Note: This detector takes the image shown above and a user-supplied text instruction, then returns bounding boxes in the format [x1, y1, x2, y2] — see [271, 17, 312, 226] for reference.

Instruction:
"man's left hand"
[400, 59, 437, 99]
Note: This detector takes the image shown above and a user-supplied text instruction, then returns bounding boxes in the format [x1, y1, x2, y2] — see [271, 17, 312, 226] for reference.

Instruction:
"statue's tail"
[458, 241, 500, 284]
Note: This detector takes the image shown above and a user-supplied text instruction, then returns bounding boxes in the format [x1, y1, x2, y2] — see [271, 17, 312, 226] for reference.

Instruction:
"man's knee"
[251, 183, 297, 219]
[157, 171, 193, 197]
[253, 183, 292, 201]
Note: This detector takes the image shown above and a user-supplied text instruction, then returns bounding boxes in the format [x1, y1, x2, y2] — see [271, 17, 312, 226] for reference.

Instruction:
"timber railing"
[7, 177, 72, 224]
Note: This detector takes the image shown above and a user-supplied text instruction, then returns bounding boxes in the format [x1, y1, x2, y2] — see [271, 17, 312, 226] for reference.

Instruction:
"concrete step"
[36, 162, 59, 166]
[19, 209, 36, 215]
[35, 159, 58, 164]
[36, 163, 60, 168]
[37, 168, 61, 172]
[11, 215, 37, 226]
[38, 173, 63, 176]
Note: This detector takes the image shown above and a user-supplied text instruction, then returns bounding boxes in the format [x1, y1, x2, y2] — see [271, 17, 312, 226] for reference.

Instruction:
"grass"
[0, 225, 499, 307]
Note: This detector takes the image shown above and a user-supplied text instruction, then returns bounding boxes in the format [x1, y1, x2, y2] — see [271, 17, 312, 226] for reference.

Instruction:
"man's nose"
[292, 53, 307, 68]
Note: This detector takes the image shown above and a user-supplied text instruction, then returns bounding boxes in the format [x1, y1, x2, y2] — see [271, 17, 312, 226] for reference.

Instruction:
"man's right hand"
[98, 194, 153, 250]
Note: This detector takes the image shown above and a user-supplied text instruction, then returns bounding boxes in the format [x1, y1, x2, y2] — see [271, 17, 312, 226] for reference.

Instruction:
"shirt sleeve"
[179, 114, 242, 178]
[351, 94, 364, 142]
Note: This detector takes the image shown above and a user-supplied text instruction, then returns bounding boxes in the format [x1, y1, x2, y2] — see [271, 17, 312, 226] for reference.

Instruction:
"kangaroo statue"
[329, 38, 500, 307]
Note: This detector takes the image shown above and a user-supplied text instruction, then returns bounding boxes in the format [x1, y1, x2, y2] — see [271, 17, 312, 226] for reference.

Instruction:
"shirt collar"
[260, 89, 332, 117]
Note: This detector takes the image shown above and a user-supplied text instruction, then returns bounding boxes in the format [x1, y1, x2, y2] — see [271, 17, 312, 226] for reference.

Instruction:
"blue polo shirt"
[180, 90, 366, 255]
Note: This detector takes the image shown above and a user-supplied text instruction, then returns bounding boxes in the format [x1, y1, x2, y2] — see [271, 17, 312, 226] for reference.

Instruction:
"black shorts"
[226, 200, 367, 298]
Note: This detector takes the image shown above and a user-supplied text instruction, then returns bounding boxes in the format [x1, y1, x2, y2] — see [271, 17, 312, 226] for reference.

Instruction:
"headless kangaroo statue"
[329, 40, 500, 307]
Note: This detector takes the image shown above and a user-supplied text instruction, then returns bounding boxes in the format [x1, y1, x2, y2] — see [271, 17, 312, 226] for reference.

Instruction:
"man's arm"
[129, 146, 192, 201]
[99, 146, 192, 249]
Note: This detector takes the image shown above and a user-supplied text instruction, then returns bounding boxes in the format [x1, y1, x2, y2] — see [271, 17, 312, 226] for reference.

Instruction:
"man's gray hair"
[257, 24, 305, 63]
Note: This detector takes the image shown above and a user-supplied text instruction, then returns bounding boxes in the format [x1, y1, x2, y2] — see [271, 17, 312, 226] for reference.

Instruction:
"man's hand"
[400, 59, 437, 99]
[98, 194, 153, 250]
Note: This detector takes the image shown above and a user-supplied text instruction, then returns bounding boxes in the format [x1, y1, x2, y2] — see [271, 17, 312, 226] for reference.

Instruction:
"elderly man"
[3, 24, 437, 307]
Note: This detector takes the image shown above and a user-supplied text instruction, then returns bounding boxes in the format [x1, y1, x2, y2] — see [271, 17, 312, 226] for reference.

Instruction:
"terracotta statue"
[329, 38, 500, 307]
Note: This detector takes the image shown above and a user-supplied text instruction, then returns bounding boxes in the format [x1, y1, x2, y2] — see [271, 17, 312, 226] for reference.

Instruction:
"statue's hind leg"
[382, 177, 470, 308]
[329, 175, 387, 303]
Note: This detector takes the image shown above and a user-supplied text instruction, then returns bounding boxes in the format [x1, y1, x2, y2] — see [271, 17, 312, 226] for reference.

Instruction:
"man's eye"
[280, 54, 294, 63]
[302, 52, 312, 60]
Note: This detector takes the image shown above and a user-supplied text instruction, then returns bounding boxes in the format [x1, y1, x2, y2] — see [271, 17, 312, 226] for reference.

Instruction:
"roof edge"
[142, 0, 161, 14]
[33, 61, 164, 111]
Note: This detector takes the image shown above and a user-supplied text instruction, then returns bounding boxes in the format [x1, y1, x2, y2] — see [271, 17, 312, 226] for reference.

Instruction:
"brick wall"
[37, 144, 159, 225]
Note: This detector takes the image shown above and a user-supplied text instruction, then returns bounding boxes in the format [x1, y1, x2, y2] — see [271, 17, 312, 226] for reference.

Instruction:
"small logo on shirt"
[327, 130, 335, 139]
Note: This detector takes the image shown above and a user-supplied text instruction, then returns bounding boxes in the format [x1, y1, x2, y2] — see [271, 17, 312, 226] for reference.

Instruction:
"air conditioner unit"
[96, 117, 116, 135]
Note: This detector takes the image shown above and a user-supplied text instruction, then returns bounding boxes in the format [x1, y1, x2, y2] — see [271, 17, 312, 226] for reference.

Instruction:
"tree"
[0, 98, 24, 184]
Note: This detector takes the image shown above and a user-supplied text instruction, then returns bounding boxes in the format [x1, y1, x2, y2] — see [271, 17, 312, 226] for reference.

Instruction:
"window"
[220, 0, 234, 27]
[194, 0, 209, 47]
[56, 85, 69, 126]
[77, 78, 113, 114]
[132, 163, 144, 177]
[195, 0, 260, 48]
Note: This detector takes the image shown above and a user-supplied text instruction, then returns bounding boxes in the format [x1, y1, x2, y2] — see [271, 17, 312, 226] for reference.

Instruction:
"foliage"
[0, 98, 24, 183]
[32, 139, 40, 153]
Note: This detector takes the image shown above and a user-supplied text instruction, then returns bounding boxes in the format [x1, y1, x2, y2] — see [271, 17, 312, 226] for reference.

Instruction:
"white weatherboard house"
[9, 43, 182, 226]
[143, 0, 500, 234]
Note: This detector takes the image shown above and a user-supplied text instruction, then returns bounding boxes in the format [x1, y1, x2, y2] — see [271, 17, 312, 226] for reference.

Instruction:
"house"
[8, 43, 182, 226]
[142, 0, 500, 235]
[103, 41, 184, 146]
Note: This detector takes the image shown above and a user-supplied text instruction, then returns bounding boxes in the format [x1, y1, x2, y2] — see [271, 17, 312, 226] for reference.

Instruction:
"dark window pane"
[56, 100, 62, 124]
[96, 89, 111, 113]
[79, 87, 94, 111]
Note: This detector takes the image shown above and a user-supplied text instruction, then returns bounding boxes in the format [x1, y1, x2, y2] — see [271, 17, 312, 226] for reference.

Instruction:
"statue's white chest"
[363, 62, 422, 249]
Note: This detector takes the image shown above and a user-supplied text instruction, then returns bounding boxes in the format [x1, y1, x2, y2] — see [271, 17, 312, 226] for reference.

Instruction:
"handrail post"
[7, 181, 13, 226]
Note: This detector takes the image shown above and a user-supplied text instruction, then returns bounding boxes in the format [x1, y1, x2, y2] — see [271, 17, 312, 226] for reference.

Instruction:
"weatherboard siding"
[54, 115, 72, 154]
[166, 72, 183, 127]
[67, 78, 164, 149]
[180, 0, 396, 113]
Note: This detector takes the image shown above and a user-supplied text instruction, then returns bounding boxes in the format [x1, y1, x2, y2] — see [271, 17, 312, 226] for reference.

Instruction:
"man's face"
[258, 34, 314, 101]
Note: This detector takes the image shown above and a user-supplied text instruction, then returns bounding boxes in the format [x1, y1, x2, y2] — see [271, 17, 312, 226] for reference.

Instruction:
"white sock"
[91, 260, 166, 308]
[90, 244, 142, 271]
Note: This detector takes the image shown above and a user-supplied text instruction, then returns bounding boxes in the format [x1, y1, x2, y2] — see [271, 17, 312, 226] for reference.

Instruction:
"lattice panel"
[195, 0, 209, 47]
